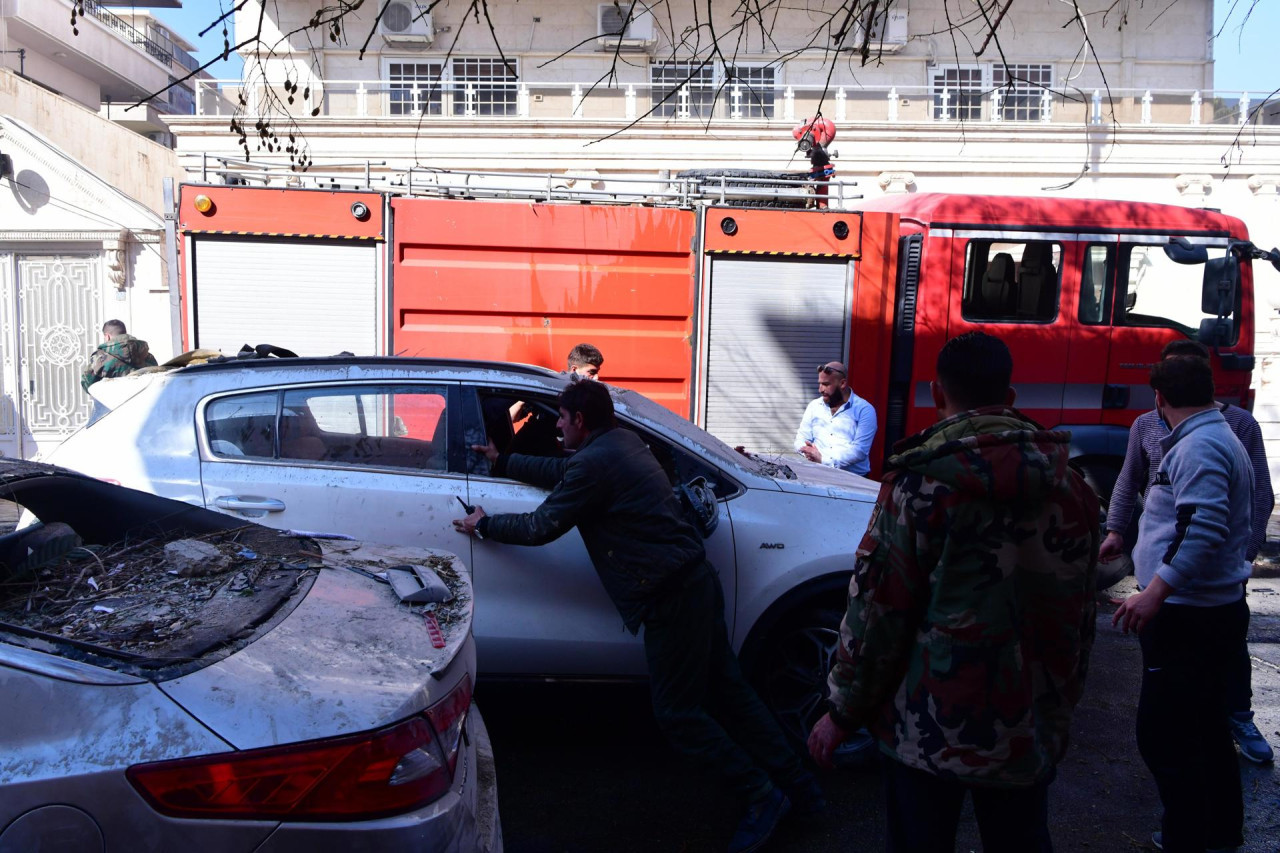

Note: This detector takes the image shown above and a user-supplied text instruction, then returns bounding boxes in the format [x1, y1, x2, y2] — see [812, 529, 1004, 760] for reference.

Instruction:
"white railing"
[192, 78, 1280, 128]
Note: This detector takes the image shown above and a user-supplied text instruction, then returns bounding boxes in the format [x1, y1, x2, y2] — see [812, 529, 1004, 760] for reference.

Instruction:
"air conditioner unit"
[596, 3, 655, 51]
[380, 0, 434, 45]
[857, 5, 908, 54]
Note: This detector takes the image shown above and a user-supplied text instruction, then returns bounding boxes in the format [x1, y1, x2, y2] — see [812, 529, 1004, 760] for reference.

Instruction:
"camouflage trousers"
[641, 562, 804, 802]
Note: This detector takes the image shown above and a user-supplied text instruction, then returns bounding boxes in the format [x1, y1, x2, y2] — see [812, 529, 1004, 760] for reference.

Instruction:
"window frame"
[960, 238, 1063, 325]
[199, 382, 463, 475]
[383, 58, 446, 116]
[993, 63, 1053, 121]
[1078, 242, 1115, 326]
[1113, 241, 1243, 344]
[461, 385, 743, 500]
[381, 56, 519, 117]
[930, 63, 989, 121]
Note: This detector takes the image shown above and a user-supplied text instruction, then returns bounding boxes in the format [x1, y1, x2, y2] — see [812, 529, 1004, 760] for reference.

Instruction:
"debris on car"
[0, 460, 470, 674]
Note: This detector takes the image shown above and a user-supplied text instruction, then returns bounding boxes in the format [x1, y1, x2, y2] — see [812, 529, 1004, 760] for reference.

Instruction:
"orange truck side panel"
[703, 207, 861, 257]
[178, 186, 385, 239]
[178, 186, 386, 351]
[391, 199, 697, 412]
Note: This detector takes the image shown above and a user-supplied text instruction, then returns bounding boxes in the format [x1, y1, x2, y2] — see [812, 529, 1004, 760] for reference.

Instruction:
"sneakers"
[728, 786, 791, 853]
[781, 770, 827, 817]
[1228, 711, 1275, 764]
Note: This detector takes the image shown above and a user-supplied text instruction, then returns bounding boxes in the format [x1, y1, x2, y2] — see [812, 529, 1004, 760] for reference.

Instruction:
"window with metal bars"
[994, 64, 1052, 121]
[451, 57, 518, 116]
[388, 61, 444, 116]
[931, 65, 985, 120]
[727, 65, 775, 118]
[650, 62, 716, 118]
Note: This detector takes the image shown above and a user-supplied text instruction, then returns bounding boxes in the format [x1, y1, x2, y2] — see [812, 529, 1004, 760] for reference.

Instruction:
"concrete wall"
[0, 69, 184, 214]
[237, 0, 1214, 96]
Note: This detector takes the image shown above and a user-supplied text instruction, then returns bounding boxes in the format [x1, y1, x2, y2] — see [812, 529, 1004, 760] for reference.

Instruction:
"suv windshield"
[614, 389, 773, 478]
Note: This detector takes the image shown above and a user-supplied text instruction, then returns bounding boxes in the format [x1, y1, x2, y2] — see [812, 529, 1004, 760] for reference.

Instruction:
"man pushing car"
[454, 378, 820, 853]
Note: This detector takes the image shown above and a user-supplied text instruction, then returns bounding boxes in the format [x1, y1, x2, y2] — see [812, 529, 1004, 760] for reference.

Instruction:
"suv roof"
[177, 355, 564, 379]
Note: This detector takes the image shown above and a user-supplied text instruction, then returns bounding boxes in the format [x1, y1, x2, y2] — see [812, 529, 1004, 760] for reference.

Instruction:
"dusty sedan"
[45, 356, 880, 753]
[0, 460, 500, 852]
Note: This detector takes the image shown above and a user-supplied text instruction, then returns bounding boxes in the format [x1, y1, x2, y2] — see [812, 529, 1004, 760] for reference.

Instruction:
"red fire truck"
[175, 174, 1271, 501]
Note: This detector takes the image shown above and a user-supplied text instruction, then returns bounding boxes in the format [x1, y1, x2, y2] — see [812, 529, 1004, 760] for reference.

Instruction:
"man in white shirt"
[794, 362, 878, 476]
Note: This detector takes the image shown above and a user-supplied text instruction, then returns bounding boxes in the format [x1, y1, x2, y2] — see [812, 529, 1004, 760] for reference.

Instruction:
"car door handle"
[215, 495, 287, 513]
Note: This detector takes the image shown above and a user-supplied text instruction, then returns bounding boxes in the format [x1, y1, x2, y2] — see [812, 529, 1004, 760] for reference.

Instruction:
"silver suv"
[48, 357, 879, 749]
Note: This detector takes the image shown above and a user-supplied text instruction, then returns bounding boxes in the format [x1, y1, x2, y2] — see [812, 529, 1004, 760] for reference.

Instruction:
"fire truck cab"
[857, 193, 1257, 497]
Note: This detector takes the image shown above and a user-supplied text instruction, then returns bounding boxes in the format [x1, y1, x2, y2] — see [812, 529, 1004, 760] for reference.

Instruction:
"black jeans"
[881, 756, 1054, 853]
[642, 563, 804, 802]
[1137, 598, 1248, 852]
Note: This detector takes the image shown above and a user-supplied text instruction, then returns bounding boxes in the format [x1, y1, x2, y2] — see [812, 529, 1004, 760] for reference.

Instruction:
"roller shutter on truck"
[703, 258, 851, 454]
[189, 238, 378, 358]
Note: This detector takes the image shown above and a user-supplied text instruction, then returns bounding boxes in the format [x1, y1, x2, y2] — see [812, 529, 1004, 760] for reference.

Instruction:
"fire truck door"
[946, 235, 1070, 427]
[1100, 237, 1234, 427]
[1062, 239, 1118, 427]
[701, 258, 851, 455]
[189, 237, 379, 357]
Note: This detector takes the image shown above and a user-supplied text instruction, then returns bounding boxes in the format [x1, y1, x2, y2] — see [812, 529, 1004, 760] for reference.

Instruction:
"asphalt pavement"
[478, 575, 1280, 852]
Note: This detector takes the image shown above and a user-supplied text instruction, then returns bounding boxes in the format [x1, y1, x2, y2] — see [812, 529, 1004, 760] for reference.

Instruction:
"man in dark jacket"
[808, 332, 1098, 852]
[454, 379, 817, 852]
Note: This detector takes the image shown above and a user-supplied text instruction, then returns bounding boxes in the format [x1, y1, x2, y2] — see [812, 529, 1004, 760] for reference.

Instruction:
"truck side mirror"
[1164, 236, 1208, 265]
[1200, 255, 1240, 315]
[1198, 317, 1234, 346]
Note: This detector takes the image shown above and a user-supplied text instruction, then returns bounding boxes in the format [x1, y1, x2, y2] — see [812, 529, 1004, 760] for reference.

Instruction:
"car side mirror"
[1124, 291, 1138, 311]
[1164, 236, 1209, 265]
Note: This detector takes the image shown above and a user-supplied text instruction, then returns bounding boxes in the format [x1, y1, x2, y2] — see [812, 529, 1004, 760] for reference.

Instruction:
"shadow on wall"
[10, 169, 50, 215]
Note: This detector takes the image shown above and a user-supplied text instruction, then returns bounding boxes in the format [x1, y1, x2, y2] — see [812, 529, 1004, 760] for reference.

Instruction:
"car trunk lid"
[154, 541, 473, 749]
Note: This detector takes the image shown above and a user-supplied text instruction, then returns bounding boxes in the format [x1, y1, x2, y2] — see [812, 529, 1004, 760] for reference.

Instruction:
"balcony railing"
[192, 78, 1280, 129]
[77, 0, 200, 73]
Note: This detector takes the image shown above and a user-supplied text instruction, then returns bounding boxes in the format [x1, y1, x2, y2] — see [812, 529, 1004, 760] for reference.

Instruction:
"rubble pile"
[0, 525, 318, 661]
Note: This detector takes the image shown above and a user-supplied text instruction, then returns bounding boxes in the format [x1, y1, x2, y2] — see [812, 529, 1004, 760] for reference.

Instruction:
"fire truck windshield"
[1119, 243, 1239, 342]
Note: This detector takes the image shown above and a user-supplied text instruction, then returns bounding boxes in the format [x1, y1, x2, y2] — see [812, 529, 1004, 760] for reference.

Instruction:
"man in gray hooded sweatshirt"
[1114, 354, 1253, 853]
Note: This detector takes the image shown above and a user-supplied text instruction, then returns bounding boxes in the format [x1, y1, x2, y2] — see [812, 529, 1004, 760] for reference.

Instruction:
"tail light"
[127, 675, 472, 821]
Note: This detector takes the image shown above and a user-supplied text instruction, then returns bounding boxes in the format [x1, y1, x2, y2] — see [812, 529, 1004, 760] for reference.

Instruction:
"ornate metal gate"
[5, 255, 101, 457]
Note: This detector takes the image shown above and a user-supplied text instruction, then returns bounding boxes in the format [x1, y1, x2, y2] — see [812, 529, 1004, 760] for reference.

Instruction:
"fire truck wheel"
[746, 603, 878, 768]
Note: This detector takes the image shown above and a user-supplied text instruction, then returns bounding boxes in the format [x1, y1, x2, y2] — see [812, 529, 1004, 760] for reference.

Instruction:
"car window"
[466, 387, 739, 499]
[206, 385, 451, 472]
[205, 391, 279, 459]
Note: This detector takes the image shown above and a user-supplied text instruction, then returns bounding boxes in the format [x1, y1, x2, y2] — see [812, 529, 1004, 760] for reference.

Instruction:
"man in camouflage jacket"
[809, 332, 1098, 852]
[81, 320, 158, 391]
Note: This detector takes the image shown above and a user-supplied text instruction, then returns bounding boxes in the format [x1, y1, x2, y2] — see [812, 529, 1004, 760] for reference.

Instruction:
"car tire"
[1078, 460, 1136, 591]
[746, 603, 878, 768]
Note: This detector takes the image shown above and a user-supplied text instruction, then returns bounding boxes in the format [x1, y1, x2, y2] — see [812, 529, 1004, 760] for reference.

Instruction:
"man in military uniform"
[80, 320, 158, 391]
[808, 331, 1098, 852]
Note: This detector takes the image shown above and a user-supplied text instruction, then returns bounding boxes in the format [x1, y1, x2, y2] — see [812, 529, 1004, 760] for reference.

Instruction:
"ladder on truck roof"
[191, 154, 862, 208]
